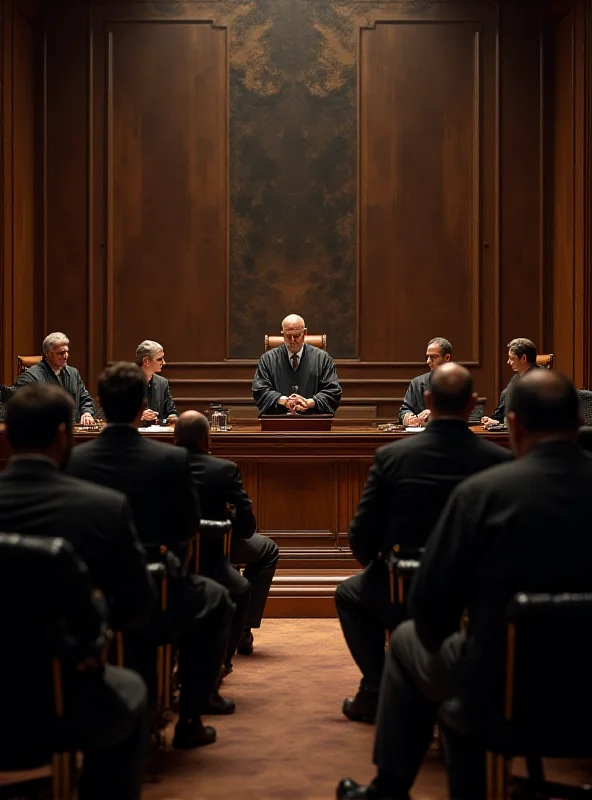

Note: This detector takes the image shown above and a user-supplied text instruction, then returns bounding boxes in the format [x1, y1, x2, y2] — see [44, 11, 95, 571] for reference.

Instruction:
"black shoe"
[173, 718, 216, 749]
[237, 629, 254, 655]
[204, 690, 235, 715]
[336, 778, 408, 800]
[342, 688, 378, 723]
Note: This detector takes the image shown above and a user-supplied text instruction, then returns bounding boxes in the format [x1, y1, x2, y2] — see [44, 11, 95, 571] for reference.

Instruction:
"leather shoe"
[342, 687, 378, 723]
[237, 629, 254, 655]
[173, 719, 216, 749]
[336, 778, 408, 800]
[204, 690, 235, 715]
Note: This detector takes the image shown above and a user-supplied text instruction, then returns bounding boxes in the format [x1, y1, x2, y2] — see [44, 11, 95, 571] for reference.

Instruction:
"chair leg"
[52, 752, 74, 800]
[486, 751, 510, 800]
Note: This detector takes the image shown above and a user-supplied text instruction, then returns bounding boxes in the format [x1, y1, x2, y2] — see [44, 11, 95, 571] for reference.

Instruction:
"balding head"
[281, 314, 307, 354]
[425, 363, 475, 420]
[506, 369, 580, 446]
[174, 410, 210, 452]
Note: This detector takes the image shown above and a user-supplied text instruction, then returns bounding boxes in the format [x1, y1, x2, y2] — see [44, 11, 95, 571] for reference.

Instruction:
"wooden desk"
[0, 423, 509, 616]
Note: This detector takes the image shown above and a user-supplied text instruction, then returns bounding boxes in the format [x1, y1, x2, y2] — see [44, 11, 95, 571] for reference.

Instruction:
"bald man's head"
[426, 363, 475, 418]
[507, 369, 580, 433]
[174, 410, 210, 451]
[281, 314, 307, 354]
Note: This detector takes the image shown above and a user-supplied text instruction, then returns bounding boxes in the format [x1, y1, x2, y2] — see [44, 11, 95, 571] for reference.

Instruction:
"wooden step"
[263, 566, 361, 618]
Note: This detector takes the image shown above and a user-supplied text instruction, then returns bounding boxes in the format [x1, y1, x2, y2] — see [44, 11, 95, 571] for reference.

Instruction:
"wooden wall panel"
[359, 21, 485, 365]
[0, 0, 42, 384]
[95, 14, 227, 364]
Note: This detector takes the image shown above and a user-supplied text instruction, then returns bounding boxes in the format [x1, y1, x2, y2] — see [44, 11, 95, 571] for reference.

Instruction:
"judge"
[398, 337, 452, 426]
[481, 338, 538, 427]
[252, 314, 342, 415]
[136, 339, 178, 424]
[15, 332, 95, 425]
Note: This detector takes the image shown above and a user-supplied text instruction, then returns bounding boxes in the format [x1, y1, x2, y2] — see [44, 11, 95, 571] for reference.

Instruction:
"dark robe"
[15, 358, 95, 422]
[491, 364, 539, 422]
[252, 343, 342, 415]
[146, 373, 177, 421]
[398, 371, 432, 423]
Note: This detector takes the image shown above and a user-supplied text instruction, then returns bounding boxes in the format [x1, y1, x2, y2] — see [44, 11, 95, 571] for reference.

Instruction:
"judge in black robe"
[482, 338, 539, 425]
[252, 343, 342, 415]
[398, 337, 452, 425]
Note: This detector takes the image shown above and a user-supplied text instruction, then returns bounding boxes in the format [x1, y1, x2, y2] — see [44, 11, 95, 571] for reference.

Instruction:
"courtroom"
[1, 1, 592, 799]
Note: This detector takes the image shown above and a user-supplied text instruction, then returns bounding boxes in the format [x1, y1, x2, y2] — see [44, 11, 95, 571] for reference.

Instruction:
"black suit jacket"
[67, 426, 200, 554]
[410, 439, 592, 720]
[0, 457, 156, 631]
[349, 419, 512, 566]
[145, 373, 177, 421]
[183, 449, 256, 569]
[15, 359, 95, 422]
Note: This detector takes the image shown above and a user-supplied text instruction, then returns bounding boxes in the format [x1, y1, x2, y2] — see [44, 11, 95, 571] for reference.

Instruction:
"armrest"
[199, 519, 232, 539]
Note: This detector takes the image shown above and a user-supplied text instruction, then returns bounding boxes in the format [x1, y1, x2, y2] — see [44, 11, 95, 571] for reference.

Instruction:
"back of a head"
[508, 337, 537, 364]
[175, 410, 210, 449]
[507, 369, 579, 433]
[6, 384, 74, 451]
[430, 362, 473, 416]
[98, 362, 145, 424]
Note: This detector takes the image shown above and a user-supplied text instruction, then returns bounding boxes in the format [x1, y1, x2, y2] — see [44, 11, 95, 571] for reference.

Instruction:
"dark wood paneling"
[360, 20, 487, 365]
[94, 12, 227, 364]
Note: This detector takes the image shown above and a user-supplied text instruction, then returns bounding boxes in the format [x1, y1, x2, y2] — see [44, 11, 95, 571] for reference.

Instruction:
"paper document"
[139, 425, 174, 433]
[404, 427, 425, 433]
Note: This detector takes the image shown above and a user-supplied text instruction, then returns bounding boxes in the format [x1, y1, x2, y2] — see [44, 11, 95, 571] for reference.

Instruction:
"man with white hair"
[136, 339, 177, 424]
[252, 313, 342, 415]
[15, 332, 95, 424]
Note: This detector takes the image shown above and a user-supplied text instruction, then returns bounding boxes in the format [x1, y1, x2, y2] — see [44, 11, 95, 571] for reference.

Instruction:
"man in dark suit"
[68, 362, 235, 749]
[15, 331, 95, 424]
[337, 369, 592, 800]
[175, 411, 279, 665]
[136, 339, 177, 424]
[336, 363, 511, 724]
[0, 384, 154, 799]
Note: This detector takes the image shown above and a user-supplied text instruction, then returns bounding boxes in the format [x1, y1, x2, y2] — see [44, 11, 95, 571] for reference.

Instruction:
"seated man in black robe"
[252, 314, 342, 415]
[15, 331, 95, 424]
[136, 339, 178, 424]
[398, 337, 452, 426]
[481, 337, 538, 427]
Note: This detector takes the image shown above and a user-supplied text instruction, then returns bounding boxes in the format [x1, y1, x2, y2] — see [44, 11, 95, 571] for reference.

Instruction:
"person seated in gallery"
[136, 339, 177, 425]
[335, 364, 510, 725]
[398, 337, 452, 426]
[252, 313, 342, 415]
[481, 337, 539, 427]
[337, 369, 592, 800]
[15, 331, 95, 424]
[175, 410, 279, 667]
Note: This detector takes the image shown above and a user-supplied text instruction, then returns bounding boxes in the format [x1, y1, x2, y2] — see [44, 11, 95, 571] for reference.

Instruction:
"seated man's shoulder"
[472, 436, 513, 462]
[152, 372, 169, 388]
[58, 470, 127, 509]
[198, 452, 238, 477]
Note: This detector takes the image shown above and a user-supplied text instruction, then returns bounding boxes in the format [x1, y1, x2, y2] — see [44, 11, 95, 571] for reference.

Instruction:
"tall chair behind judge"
[264, 333, 327, 351]
[0, 534, 112, 800]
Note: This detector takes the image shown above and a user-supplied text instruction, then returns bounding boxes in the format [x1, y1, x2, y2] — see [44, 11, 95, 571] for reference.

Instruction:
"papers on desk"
[139, 425, 174, 433]
[405, 427, 426, 433]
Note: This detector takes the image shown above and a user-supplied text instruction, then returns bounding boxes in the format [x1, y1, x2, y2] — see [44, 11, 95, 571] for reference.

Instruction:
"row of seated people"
[0, 363, 278, 799]
[335, 362, 592, 799]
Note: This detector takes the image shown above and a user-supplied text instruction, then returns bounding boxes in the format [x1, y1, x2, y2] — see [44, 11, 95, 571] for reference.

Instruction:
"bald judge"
[252, 314, 342, 415]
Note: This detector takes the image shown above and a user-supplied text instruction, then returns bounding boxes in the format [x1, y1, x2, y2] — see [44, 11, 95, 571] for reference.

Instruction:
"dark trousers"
[335, 561, 407, 692]
[127, 574, 233, 719]
[66, 665, 149, 800]
[230, 533, 279, 628]
[374, 621, 485, 799]
[201, 558, 251, 665]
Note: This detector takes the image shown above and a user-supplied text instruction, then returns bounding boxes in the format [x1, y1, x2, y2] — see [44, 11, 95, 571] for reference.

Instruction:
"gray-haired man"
[136, 339, 177, 424]
[15, 332, 95, 424]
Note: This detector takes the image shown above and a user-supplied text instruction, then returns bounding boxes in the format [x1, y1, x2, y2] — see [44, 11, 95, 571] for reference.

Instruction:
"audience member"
[15, 332, 95, 424]
[175, 410, 279, 665]
[398, 337, 452, 426]
[337, 369, 592, 800]
[68, 362, 234, 748]
[336, 363, 510, 724]
[0, 384, 152, 798]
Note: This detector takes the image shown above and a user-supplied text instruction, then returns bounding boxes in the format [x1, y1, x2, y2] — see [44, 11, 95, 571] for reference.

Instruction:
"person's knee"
[335, 575, 358, 610]
[390, 619, 416, 662]
[265, 538, 280, 563]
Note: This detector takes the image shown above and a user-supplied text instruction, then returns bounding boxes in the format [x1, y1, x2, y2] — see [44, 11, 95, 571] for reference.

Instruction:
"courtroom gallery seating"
[440, 592, 592, 800]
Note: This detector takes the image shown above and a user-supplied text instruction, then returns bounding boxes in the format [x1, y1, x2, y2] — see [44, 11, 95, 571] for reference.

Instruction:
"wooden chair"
[264, 334, 327, 352]
[0, 533, 113, 800]
[536, 353, 554, 369]
[440, 592, 592, 800]
[17, 355, 43, 374]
